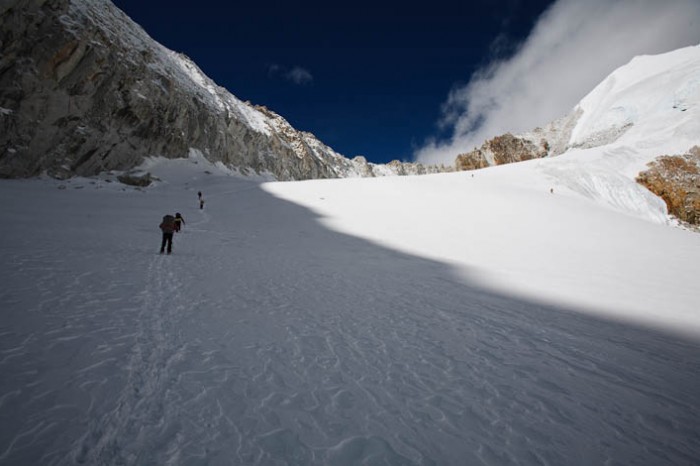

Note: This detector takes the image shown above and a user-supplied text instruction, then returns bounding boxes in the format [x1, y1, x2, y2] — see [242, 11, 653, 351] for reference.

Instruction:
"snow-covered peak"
[569, 44, 700, 158]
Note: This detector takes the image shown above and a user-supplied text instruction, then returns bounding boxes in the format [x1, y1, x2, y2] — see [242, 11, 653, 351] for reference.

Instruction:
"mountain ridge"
[455, 44, 700, 176]
[0, 0, 448, 180]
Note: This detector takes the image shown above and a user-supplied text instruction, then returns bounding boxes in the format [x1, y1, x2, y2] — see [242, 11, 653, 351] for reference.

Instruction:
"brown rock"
[636, 146, 700, 225]
[455, 133, 549, 171]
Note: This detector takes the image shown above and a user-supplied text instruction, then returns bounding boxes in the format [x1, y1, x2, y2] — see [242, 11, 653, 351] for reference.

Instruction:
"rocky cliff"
[0, 0, 445, 180]
[455, 133, 549, 171]
[637, 146, 700, 226]
[454, 108, 583, 171]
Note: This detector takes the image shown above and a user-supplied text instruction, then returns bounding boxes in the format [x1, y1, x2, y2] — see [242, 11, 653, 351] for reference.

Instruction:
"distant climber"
[174, 212, 185, 232]
[198, 192, 205, 210]
[159, 214, 176, 254]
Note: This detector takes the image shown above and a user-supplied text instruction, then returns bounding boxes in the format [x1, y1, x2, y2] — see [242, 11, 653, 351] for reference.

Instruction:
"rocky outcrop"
[0, 0, 447, 180]
[453, 109, 583, 172]
[455, 133, 549, 171]
[637, 146, 700, 225]
[117, 171, 152, 187]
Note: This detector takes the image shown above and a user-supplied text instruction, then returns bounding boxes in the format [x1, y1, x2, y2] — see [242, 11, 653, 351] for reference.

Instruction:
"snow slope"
[1, 46, 700, 465]
[265, 45, 700, 338]
[265, 163, 700, 338]
[1, 150, 699, 465]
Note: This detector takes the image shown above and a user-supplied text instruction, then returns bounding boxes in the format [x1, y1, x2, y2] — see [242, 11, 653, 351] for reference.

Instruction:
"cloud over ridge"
[415, 0, 700, 165]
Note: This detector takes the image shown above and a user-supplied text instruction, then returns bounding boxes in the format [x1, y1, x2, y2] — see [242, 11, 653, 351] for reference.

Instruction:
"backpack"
[161, 214, 176, 231]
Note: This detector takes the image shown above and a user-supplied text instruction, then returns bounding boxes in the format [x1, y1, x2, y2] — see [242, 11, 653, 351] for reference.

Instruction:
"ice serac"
[0, 0, 445, 180]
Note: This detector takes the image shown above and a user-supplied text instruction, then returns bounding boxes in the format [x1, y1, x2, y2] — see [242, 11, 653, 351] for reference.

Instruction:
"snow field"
[265, 158, 700, 337]
[1, 156, 699, 465]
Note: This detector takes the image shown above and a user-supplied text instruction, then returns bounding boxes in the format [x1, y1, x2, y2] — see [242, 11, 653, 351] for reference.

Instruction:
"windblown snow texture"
[0, 153, 699, 465]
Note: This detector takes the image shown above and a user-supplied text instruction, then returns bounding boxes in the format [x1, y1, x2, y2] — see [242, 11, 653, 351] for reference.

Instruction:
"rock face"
[455, 133, 549, 171]
[637, 146, 700, 226]
[0, 0, 446, 180]
[454, 109, 583, 171]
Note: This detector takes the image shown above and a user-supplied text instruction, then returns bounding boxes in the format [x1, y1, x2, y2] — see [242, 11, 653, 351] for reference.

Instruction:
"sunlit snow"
[1, 45, 700, 466]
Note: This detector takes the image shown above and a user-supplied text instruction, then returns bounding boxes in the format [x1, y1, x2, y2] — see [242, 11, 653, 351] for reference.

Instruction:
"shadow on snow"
[0, 178, 699, 466]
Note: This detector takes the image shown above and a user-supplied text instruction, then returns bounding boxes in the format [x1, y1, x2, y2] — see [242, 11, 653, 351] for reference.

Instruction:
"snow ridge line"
[71, 256, 188, 465]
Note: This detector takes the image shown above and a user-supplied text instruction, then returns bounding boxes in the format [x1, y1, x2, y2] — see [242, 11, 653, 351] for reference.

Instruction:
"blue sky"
[112, 0, 700, 165]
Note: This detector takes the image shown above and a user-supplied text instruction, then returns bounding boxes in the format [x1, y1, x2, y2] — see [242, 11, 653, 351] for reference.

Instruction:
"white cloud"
[267, 63, 282, 77]
[415, 0, 700, 165]
[268, 64, 313, 85]
[286, 66, 313, 85]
